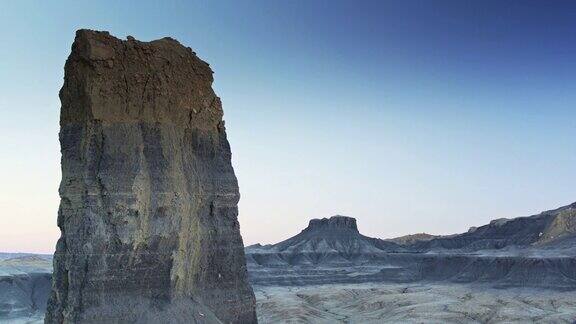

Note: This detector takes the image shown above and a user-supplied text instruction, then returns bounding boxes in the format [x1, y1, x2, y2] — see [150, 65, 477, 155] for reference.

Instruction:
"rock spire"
[45, 30, 256, 323]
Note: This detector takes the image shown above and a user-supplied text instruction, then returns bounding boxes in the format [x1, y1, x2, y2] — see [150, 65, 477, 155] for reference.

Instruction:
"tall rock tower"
[45, 30, 257, 323]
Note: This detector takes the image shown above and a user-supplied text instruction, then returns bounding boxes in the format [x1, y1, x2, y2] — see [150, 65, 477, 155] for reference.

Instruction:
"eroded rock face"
[247, 215, 401, 256]
[45, 30, 256, 323]
[307, 215, 359, 232]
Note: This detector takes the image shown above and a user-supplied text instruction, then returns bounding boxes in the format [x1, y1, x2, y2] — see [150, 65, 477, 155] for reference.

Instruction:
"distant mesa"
[247, 203, 576, 259]
[246, 202, 576, 289]
[248, 215, 401, 257]
[306, 215, 359, 232]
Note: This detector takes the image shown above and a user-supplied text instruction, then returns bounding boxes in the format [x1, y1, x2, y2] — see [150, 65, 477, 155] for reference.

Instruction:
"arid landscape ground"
[3, 202, 576, 323]
[3, 252, 576, 323]
[255, 283, 576, 323]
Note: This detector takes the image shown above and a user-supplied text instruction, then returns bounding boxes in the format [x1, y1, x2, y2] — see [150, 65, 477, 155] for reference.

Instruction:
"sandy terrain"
[255, 283, 576, 323]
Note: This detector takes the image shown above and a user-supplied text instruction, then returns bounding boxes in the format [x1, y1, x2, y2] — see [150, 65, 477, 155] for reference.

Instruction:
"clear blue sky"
[1, 1, 575, 253]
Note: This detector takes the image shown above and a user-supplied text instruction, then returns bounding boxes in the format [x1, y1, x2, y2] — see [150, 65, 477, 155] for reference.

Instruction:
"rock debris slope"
[45, 30, 256, 324]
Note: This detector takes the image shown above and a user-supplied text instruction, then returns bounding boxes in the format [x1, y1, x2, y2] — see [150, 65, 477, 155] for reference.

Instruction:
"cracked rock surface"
[45, 29, 256, 324]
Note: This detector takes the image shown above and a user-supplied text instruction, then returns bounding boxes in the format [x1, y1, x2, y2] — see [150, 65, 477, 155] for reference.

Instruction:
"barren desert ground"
[255, 283, 576, 323]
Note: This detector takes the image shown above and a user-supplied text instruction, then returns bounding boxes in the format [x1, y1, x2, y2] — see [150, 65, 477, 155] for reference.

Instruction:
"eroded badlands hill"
[411, 202, 576, 252]
[246, 204, 576, 289]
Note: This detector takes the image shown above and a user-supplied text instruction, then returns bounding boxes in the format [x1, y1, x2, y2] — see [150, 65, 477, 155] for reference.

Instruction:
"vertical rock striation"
[45, 30, 256, 323]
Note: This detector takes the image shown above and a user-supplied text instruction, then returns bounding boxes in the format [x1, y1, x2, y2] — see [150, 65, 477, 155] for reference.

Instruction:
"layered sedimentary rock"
[411, 202, 576, 251]
[258, 215, 400, 254]
[0, 254, 52, 321]
[246, 205, 576, 289]
[45, 30, 256, 323]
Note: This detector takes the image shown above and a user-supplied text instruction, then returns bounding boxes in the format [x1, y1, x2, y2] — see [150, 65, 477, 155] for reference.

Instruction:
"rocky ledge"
[307, 215, 359, 232]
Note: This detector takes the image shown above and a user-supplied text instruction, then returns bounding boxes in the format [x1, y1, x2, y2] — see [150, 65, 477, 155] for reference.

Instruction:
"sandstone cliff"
[45, 30, 256, 323]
